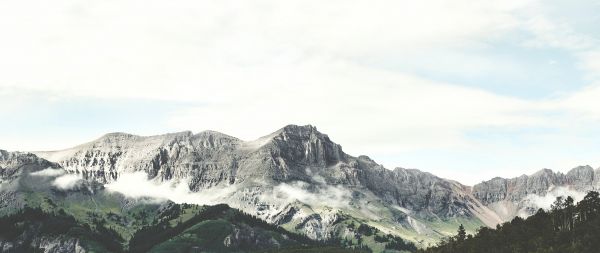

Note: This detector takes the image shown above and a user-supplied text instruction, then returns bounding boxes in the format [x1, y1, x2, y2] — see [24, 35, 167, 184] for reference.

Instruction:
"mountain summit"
[31, 125, 500, 245]
[29, 125, 597, 246]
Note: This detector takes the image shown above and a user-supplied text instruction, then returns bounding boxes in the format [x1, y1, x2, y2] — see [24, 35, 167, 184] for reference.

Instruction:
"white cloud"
[52, 174, 84, 190]
[0, 0, 532, 101]
[2, 0, 600, 184]
[268, 170, 354, 209]
[104, 172, 239, 205]
[104, 171, 354, 210]
[520, 186, 587, 217]
[578, 50, 600, 81]
[522, 15, 598, 50]
[30, 168, 66, 177]
[166, 63, 547, 153]
[0, 0, 585, 148]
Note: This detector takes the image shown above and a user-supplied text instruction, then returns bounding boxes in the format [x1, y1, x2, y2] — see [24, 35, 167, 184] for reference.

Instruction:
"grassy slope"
[9, 171, 436, 253]
[278, 197, 483, 250]
[10, 189, 360, 253]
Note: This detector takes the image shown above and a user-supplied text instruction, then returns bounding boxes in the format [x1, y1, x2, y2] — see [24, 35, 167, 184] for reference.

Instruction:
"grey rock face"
[473, 166, 600, 206]
[1, 126, 500, 245]
[4, 124, 597, 245]
[473, 169, 565, 205]
[32, 236, 86, 253]
[566, 165, 596, 189]
[358, 165, 476, 218]
[37, 131, 242, 187]
[36, 125, 480, 220]
[1, 150, 56, 181]
[472, 166, 600, 219]
[223, 224, 283, 249]
[1, 150, 61, 213]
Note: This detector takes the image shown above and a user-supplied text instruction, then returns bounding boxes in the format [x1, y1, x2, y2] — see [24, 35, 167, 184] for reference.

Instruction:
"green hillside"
[0, 187, 393, 252]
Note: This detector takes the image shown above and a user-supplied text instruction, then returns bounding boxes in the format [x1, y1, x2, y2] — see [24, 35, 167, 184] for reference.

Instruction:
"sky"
[1, 0, 600, 185]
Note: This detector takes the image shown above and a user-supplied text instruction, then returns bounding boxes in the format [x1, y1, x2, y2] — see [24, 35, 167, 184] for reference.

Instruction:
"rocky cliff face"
[1, 150, 62, 214]
[1, 150, 56, 182]
[35, 131, 242, 187]
[31, 125, 503, 245]
[6, 125, 597, 247]
[472, 165, 600, 219]
[35, 125, 486, 220]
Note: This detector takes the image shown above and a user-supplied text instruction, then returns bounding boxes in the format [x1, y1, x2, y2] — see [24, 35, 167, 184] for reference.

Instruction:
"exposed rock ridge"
[473, 166, 600, 206]
[33, 125, 491, 220]
[1, 150, 56, 181]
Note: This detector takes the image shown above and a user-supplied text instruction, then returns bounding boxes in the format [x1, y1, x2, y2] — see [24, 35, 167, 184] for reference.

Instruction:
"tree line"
[419, 191, 600, 253]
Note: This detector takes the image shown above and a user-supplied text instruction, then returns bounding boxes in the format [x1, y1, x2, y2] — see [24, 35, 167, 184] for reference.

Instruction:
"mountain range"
[2, 124, 598, 252]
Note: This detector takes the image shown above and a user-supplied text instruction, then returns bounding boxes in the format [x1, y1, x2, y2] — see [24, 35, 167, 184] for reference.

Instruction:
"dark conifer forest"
[419, 191, 600, 253]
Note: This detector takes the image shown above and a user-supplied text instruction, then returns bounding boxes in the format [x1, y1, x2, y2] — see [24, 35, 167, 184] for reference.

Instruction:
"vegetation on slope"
[0, 193, 377, 252]
[0, 206, 122, 252]
[419, 191, 600, 253]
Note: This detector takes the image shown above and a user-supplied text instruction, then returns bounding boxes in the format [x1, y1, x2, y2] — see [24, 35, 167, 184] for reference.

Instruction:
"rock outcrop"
[472, 166, 600, 218]
[35, 125, 487, 221]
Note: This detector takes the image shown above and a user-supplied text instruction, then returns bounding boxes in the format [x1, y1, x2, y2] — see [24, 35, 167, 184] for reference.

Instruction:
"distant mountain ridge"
[1, 149, 369, 252]
[34, 125, 493, 217]
[472, 165, 600, 220]
[25, 124, 598, 247]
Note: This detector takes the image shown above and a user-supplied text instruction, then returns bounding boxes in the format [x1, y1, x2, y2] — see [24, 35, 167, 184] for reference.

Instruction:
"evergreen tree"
[456, 224, 466, 242]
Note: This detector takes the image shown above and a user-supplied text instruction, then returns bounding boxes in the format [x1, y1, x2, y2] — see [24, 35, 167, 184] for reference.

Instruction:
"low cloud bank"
[104, 172, 239, 205]
[30, 167, 84, 190]
[104, 171, 355, 214]
[53, 174, 84, 190]
[269, 181, 352, 209]
[522, 186, 587, 213]
[30, 167, 65, 177]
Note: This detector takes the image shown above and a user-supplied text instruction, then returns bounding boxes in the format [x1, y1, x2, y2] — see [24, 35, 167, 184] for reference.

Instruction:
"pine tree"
[456, 224, 466, 242]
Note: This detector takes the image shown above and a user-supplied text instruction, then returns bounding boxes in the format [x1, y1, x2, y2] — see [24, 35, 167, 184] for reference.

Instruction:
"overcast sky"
[1, 0, 600, 184]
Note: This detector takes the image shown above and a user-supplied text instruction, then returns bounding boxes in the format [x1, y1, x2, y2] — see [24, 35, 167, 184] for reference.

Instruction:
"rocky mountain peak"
[264, 124, 346, 169]
[272, 125, 324, 141]
[531, 168, 557, 177]
[566, 165, 596, 188]
[1, 150, 52, 169]
[473, 165, 600, 220]
[566, 165, 594, 177]
[99, 132, 139, 139]
[192, 130, 241, 149]
[278, 124, 318, 134]
[1, 150, 56, 182]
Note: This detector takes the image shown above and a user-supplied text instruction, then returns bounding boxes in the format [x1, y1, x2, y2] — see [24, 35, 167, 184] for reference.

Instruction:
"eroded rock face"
[223, 224, 283, 249]
[37, 131, 243, 187]
[1, 150, 56, 181]
[14, 126, 497, 246]
[35, 125, 479, 221]
[33, 236, 86, 253]
[566, 166, 596, 189]
[473, 166, 600, 206]
[0, 233, 86, 253]
[472, 166, 600, 219]
[1, 150, 61, 213]
[4, 125, 597, 246]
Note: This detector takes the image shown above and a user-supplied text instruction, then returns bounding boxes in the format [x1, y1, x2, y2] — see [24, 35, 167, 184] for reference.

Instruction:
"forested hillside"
[0, 202, 372, 252]
[419, 191, 600, 253]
